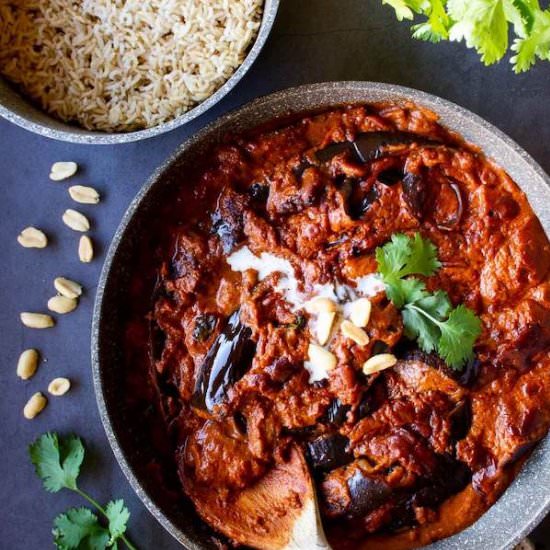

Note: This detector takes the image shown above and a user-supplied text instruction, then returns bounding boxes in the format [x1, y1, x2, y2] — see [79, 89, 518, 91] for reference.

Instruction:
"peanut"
[23, 392, 47, 419]
[17, 349, 39, 380]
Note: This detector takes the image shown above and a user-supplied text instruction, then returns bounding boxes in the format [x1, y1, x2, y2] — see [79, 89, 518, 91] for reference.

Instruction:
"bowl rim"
[0, 0, 280, 145]
[92, 81, 550, 550]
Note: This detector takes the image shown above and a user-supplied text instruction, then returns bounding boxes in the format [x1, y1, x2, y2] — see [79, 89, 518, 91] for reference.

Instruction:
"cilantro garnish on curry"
[122, 102, 550, 549]
[376, 232, 482, 369]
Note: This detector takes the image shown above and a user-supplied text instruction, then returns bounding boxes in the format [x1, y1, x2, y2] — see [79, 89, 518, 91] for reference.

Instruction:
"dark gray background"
[1, 1, 549, 548]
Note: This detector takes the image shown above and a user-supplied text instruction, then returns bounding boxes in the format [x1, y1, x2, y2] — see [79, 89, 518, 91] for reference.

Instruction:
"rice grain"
[0, 1, 263, 132]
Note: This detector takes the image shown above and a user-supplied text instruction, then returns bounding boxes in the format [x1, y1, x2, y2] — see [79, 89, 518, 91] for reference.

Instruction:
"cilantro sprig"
[376, 232, 482, 369]
[381, 0, 550, 73]
[29, 433, 137, 550]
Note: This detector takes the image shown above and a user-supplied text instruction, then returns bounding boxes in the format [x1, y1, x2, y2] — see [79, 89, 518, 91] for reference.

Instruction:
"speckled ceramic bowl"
[92, 82, 550, 550]
[0, 0, 279, 144]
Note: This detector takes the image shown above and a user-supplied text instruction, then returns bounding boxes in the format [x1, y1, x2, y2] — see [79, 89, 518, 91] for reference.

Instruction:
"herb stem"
[405, 303, 443, 328]
[75, 488, 138, 550]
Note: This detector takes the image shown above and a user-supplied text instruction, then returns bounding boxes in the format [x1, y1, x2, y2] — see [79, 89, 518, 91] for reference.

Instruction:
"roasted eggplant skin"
[192, 310, 256, 412]
[306, 434, 354, 473]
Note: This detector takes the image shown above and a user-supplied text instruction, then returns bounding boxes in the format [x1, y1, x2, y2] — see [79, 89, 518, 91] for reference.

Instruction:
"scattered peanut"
[78, 235, 94, 262]
[68, 185, 100, 204]
[307, 343, 337, 372]
[49, 161, 78, 181]
[349, 298, 372, 328]
[48, 295, 77, 314]
[48, 377, 71, 396]
[62, 209, 90, 232]
[17, 349, 39, 380]
[17, 227, 48, 248]
[20, 312, 55, 329]
[54, 277, 83, 299]
[305, 297, 338, 314]
[315, 311, 336, 346]
[362, 353, 398, 376]
[341, 320, 369, 346]
[23, 392, 47, 419]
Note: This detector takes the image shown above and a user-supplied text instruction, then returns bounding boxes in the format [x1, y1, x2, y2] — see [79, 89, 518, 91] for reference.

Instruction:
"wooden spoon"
[185, 444, 332, 550]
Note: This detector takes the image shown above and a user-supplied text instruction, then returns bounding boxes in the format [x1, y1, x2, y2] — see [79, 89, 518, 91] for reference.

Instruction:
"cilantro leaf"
[402, 232, 441, 276]
[382, 0, 418, 20]
[402, 306, 441, 353]
[380, 0, 550, 72]
[376, 232, 440, 280]
[412, 22, 445, 42]
[106, 500, 130, 545]
[29, 433, 84, 492]
[438, 304, 483, 368]
[389, 277, 428, 309]
[448, 0, 509, 64]
[375, 233, 482, 370]
[403, 289, 452, 354]
[506, 0, 536, 36]
[29, 433, 138, 550]
[375, 233, 414, 280]
[419, 0, 451, 41]
[376, 232, 440, 307]
[511, 7, 550, 72]
[415, 289, 453, 319]
[53, 507, 110, 550]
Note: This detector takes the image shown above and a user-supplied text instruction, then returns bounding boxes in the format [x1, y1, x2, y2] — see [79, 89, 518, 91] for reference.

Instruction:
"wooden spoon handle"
[284, 495, 332, 550]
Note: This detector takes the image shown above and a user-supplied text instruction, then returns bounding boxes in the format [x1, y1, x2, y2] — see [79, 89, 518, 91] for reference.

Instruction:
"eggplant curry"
[125, 103, 550, 549]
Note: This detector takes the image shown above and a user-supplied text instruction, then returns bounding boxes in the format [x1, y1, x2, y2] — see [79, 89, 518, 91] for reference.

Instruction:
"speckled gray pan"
[92, 82, 550, 550]
[0, 0, 279, 144]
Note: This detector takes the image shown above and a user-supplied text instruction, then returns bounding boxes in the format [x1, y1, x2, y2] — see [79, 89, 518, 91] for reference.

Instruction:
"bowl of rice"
[0, 0, 279, 144]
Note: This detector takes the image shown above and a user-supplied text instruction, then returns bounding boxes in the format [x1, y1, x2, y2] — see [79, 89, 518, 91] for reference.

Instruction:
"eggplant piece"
[306, 434, 353, 473]
[347, 470, 393, 516]
[315, 133, 403, 164]
[384, 501, 417, 532]
[399, 347, 481, 388]
[353, 132, 408, 163]
[324, 399, 350, 425]
[377, 168, 404, 186]
[353, 132, 440, 163]
[316, 132, 441, 167]
[192, 310, 256, 412]
[441, 355, 481, 387]
[283, 425, 318, 438]
[449, 399, 472, 442]
[436, 180, 464, 232]
[348, 186, 379, 220]
[337, 176, 380, 220]
[399, 347, 444, 369]
[211, 215, 241, 254]
[336, 176, 357, 198]
[413, 453, 471, 509]
[248, 182, 269, 203]
[210, 190, 248, 254]
[402, 171, 428, 219]
[315, 141, 352, 163]
[192, 313, 217, 342]
[357, 375, 388, 419]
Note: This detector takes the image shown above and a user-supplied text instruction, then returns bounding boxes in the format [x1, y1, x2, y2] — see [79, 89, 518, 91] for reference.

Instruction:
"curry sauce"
[126, 103, 550, 548]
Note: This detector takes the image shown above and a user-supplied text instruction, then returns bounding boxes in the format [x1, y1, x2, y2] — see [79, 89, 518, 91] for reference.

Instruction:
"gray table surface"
[1, 1, 549, 548]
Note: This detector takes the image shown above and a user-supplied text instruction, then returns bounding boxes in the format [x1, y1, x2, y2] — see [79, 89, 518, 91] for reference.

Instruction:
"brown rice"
[0, 0, 263, 132]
